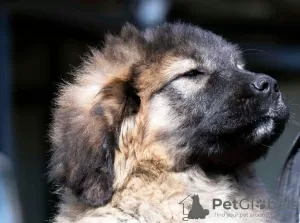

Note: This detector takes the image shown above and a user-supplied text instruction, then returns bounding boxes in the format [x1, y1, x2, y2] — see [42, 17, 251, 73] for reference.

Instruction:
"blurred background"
[0, 0, 299, 222]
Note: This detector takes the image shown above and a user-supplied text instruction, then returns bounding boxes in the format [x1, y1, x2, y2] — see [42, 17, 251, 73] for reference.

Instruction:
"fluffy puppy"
[49, 23, 289, 223]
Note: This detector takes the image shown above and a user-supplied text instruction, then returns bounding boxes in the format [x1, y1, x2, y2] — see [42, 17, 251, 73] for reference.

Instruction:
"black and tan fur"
[49, 23, 289, 222]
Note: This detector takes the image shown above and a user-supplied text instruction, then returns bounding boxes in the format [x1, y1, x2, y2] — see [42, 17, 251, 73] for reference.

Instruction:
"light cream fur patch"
[54, 168, 276, 223]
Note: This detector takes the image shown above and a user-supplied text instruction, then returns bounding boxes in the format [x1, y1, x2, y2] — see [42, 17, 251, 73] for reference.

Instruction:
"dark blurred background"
[0, 1, 299, 222]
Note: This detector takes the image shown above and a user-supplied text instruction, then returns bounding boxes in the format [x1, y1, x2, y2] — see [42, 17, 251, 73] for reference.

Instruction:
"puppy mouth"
[248, 101, 288, 142]
[250, 116, 272, 127]
[250, 92, 288, 124]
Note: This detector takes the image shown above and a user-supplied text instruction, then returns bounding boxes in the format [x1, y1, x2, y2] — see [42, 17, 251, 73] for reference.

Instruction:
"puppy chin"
[252, 119, 274, 142]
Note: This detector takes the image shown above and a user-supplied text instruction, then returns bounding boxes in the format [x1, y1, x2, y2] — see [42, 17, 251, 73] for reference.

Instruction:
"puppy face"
[49, 23, 289, 207]
[139, 24, 289, 171]
[148, 60, 288, 171]
[145, 50, 288, 172]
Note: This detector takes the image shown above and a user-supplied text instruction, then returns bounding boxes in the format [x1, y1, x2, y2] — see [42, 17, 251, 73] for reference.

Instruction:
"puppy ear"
[49, 77, 140, 206]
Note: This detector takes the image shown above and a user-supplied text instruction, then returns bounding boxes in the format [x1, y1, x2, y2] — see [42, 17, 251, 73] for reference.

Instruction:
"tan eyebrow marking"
[162, 58, 198, 79]
[137, 57, 198, 99]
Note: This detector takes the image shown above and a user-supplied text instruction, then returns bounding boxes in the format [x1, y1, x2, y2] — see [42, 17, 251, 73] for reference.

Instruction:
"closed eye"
[151, 68, 206, 98]
[182, 69, 206, 78]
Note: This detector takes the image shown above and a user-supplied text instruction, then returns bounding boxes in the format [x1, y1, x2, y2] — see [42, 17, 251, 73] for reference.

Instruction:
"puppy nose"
[251, 75, 278, 94]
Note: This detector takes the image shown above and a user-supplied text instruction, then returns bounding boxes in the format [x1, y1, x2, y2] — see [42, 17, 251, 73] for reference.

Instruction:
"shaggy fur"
[49, 23, 289, 222]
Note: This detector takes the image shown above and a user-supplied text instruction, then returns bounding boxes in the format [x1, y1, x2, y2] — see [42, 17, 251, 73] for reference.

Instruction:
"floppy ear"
[49, 23, 143, 206]
[49, 77, 140, 206]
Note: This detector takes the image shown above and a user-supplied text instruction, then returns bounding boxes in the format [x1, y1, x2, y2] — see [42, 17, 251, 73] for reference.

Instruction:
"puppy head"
[49, 23, 289, 207]
[141, 23, 289, 172]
